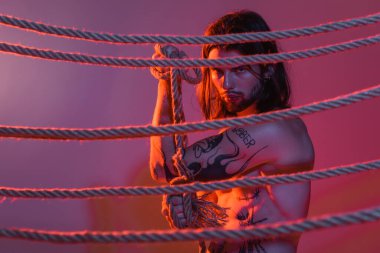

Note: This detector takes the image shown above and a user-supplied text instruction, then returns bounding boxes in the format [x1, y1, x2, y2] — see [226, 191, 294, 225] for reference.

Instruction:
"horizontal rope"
[0, 204, 379, 243]
[1, 13, 380, 45]
[0, 83, 379, 140]
[0, 33, 380, 68]
[0, 159, 378, 199]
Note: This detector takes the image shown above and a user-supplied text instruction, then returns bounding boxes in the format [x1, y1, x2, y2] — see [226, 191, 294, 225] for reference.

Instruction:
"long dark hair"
[197, 10, 291, 119]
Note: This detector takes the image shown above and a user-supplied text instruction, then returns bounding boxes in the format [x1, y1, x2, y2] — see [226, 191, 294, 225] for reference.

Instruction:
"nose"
[222, 71, 233, 90]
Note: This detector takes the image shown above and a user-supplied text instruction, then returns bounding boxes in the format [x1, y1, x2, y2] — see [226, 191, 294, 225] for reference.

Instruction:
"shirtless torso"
[201, 119, 314, 253]
[209, 177, 311, 252]
[152, 115, 314, 253]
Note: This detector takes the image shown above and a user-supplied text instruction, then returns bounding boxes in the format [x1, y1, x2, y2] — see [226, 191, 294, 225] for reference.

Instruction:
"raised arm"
[149, 78, 178, 183]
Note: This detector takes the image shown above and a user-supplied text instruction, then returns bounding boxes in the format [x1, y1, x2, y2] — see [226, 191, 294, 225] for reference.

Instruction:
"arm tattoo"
[188, 131, 268, 181]
[188, 132, 238, 181]
[238, 145, 269, 177]
[232, 128, 256, 148]
[192, 134, 223, 158]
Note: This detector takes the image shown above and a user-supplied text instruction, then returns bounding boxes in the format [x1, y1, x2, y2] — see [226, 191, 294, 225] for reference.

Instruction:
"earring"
[263, 64, 274, 82]
[263, 73, 271, 82]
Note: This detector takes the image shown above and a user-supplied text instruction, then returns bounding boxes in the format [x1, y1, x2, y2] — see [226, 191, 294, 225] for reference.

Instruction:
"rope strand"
[0, 83, 379, 140]
[0, 13, 379, 44]
[0, 159, 378, 199]
[0, 34, 380, 67]
[0, 204, 379, 243]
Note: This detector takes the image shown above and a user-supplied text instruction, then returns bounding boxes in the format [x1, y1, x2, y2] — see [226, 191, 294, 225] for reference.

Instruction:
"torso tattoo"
[236, 189, 268, 253]
[207, 188, 268, 253]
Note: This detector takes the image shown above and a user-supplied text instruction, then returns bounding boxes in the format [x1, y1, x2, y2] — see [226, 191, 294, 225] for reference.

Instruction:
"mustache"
[221, 91, 243, 97]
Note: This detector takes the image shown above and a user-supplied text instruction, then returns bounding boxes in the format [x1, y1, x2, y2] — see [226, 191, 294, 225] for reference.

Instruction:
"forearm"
[150, 80, 177, 182]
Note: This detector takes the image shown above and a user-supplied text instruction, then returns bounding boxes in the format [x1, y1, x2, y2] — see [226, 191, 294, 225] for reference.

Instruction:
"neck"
[237, 104, 258, 117]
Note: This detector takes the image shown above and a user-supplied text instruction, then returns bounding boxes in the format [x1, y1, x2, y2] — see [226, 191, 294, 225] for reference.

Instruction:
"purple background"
[0, 0, 379, 252]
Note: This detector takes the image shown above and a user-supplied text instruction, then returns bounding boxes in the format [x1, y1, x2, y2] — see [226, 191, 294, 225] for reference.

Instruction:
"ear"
[263, 64, 275, 79]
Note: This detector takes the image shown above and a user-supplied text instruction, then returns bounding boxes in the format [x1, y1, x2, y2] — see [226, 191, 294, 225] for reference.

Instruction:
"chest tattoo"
[238, 188, 261, 201]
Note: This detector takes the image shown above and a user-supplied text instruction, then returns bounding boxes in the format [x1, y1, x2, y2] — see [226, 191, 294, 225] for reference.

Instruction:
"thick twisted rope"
[0, 204, 379, 243]
[0, 83, 379, 140]
[0, 33, 380, 67]
[0, 13, 379, 44]
[150, 45, 227, 230]
[1, 159, 378, 199]
[150, 44, 202, 228]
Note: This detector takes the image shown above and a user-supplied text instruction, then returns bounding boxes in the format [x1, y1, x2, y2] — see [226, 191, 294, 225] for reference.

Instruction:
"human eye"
[233, 65, 250, 73]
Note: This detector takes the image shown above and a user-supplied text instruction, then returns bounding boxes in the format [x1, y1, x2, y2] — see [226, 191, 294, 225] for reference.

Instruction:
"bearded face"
[208, 49, 263, 116]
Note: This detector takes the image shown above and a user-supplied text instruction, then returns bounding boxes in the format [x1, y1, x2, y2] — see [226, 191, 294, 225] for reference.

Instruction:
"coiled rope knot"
[150, 44, 202, 84]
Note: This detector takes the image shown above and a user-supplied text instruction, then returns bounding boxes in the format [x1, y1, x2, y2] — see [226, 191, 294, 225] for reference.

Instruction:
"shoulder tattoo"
[232, 128, 256, 148]
[192, 134, 224, 158]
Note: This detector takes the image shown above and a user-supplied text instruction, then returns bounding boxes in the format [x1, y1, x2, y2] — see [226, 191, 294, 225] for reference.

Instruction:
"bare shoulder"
[243, 117, 315, 172]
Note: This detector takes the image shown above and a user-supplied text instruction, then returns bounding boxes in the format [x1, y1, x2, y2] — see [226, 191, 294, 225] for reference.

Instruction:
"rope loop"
[150, 44, 202, 84]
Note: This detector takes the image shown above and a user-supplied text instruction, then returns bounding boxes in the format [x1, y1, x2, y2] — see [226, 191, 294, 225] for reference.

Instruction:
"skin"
[150, 48, 314, 253]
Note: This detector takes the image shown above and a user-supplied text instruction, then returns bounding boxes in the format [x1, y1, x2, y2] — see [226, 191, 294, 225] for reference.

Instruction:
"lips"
[223, 92, 242, 103]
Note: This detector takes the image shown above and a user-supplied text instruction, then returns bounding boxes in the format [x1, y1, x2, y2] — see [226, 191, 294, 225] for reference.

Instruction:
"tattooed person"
[150, 10, 314, 253]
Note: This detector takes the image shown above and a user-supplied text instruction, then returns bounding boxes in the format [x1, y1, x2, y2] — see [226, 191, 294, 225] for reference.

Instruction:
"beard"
[222, 84, 262, 114]
[223, 96, 256, 113]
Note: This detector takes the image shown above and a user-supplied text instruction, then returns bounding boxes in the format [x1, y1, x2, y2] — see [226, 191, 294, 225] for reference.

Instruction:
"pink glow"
[0, 1, 379, 252]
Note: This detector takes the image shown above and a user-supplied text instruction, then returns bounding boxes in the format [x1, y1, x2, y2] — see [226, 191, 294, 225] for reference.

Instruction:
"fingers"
[168, 195, 185, 217]
[154, 44, 163, 56]
[153, 44, 183, 60]
[152, 48, 170, 74]
[152, 52, 164, 60]
[169, 195, 183, 206]
[161, 194, 188, 228]
[162, 195, 176, 228]
[155, 44, 180, 58]
[168, 195, 187, 227]
[161, 194, 170, 216]
[172, 204, 185, 219]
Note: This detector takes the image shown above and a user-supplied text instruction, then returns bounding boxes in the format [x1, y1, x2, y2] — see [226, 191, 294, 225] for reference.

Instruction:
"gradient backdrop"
[0, 0, 379, 252]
